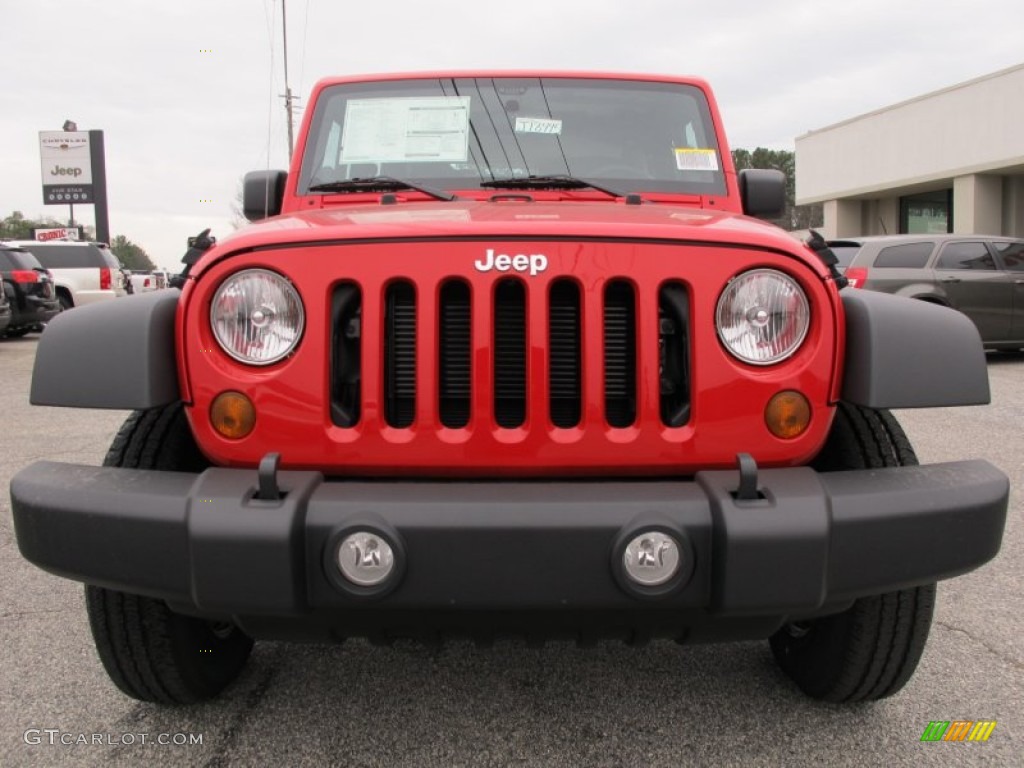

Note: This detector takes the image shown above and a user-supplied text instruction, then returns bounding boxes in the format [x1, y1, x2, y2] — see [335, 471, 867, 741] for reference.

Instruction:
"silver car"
[829, 234, 1024, 351]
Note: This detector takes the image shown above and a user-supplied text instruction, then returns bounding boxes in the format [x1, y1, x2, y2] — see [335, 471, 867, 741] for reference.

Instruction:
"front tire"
[769, 403, 937, 702]
[84, 405, 253, 704]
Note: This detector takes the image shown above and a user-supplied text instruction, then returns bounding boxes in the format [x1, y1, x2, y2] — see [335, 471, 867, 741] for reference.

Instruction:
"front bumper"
[10, 460, 1008, 641]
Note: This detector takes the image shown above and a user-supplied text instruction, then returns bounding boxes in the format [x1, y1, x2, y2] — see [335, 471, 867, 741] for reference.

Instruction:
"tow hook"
[735, 453, 761, 501]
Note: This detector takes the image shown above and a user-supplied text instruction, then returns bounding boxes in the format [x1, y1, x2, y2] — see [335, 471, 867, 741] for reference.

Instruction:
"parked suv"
[0, 245, 61, 336]
[4, 239, 127, 309]
[829, 234, 1024, 350]
[11, 72, 1008, 707]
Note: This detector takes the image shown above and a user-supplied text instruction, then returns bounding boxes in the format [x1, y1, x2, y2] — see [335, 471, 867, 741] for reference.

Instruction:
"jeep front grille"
[330, 276, 690, 431]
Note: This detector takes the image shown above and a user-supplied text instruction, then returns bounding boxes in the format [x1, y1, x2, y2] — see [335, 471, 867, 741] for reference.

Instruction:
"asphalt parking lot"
[1, 335, 1021, 767]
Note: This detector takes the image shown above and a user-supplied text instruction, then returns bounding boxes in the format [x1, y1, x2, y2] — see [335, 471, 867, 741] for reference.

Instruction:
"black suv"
[0, 246, 61, 337]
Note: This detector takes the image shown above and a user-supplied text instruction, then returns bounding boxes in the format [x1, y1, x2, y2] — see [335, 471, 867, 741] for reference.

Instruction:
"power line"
[281, 0, 295, 162]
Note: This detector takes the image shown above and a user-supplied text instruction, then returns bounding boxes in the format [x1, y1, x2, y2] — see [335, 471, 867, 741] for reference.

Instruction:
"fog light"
[210, 391, 256, 439]
[623, 531, 680, 586]
[765, 390, 811, 439]
[337, 531, 395, 586]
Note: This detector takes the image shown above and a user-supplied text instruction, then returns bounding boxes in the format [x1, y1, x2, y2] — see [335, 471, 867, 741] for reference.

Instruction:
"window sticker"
[514, 117, 563, 135]
[340, 97, 471, 164]
[674, 148, 719, 172]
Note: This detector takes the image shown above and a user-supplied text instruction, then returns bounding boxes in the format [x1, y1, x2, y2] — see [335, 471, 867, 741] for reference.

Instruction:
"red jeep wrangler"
[12, 72, 1008, 705]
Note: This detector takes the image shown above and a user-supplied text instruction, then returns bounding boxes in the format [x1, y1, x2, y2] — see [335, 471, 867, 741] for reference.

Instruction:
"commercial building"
[795, 63, 1024, 239]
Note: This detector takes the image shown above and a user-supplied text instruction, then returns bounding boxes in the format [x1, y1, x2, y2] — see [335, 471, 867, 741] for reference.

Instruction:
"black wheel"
[84, 405, 253, 704]
[4, 327, 31, 338]
[57, 292, 72, 311]
[769, 403, 937, 702]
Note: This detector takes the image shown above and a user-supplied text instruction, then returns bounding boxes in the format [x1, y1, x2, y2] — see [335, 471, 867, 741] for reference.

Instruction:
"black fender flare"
[841, 289, 990, 409]
[31, 290, 180, 409]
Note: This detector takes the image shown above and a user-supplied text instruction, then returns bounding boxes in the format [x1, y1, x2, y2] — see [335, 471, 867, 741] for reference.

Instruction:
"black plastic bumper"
[22, 295, 61, 325]
[10, 460, 1008, 639]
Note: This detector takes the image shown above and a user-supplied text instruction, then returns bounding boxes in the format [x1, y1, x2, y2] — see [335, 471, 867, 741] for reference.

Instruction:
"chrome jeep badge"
[474, 249, 548, 276]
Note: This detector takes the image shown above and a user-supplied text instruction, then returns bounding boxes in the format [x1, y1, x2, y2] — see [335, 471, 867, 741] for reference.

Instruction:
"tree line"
[731, 148, 823, 231]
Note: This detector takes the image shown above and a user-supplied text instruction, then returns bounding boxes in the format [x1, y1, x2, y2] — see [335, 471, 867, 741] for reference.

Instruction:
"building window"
[900, 190, 952, 234]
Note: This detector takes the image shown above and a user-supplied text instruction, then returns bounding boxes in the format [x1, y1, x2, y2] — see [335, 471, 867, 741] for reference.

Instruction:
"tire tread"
[770, 403, 936, 703]
[86, 405, 252, 704]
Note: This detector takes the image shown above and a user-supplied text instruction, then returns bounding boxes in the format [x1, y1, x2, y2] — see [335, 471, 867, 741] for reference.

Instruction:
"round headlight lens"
[716, 269, 810, 365]
[210, 269, 304, 365]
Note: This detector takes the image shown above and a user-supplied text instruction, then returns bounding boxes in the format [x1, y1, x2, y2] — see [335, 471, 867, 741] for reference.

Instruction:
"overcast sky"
[1, 0, 1021, 269]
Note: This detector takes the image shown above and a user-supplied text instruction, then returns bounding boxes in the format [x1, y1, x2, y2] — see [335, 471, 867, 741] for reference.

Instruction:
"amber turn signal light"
[210, 391, 256, 439]
[765, 391, 811, 439]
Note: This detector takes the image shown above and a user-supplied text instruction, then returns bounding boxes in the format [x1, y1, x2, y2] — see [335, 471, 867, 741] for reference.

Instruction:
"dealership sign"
[39, 131, 94, 204]
[33, 226, 83, 242]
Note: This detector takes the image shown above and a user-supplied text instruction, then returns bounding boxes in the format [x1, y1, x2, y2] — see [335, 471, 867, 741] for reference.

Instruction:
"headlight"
[716, 269, 809, 365]
[210, 269, 304, 365]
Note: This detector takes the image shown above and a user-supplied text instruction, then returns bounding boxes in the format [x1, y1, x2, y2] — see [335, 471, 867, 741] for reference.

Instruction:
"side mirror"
[739, 169, 786, 219]
[243, 170, 288, 221]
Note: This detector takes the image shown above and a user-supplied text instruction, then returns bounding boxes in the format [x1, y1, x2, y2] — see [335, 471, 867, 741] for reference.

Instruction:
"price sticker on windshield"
[674, 148, 719, 171]
[515, 117, 563, 135]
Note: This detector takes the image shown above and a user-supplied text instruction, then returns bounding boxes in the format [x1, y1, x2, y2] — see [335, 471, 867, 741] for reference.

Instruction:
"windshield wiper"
[479, 174, 623, 199]
[308, 176, 456, 201]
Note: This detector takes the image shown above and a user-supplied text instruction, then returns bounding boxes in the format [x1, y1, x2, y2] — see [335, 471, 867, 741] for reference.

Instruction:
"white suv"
[5, 240, 127, 309]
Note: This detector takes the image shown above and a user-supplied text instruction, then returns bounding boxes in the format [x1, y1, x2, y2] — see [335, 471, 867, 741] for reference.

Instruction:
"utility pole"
[282, 0, 295, 162]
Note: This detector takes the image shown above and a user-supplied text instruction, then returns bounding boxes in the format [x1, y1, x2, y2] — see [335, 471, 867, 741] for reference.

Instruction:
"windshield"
[297, 77, 726, 197]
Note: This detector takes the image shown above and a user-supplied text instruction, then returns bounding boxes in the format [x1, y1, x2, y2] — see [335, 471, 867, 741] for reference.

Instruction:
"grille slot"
[493, 279, 527, 428]
[439, 280, 471, 428]
[329, 269, 690, 437]
[659, 282, 691, 427]
[549, 279, 581, 428]
[604, 280, 636, 428]
[384, 281, 416, 428]
[330, 282, 361, 427]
